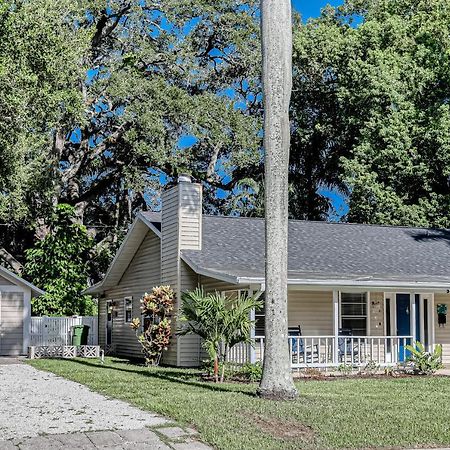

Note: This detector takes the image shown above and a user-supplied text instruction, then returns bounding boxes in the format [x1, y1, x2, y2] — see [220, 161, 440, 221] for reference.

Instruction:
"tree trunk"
[220, 346, 228, 383]
[257, 0, 298, 400]
[214, 355, 219, 383]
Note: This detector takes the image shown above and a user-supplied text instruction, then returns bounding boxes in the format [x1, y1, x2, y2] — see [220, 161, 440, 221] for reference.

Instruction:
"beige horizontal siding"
[100, 230, 161, 359]
[0, 275, 13, 285]
[435, 293, 450, 364]
[288, 290, 333, 335]
[98, 307, 106, 348]
[1, 291, 24, 355]
[178, 261, 201, 367]
[369, 292, 384, 336]
[160, 185, 179, 366]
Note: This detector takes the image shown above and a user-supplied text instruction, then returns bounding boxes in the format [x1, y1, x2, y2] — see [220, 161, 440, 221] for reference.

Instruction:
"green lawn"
[28, 357, 450, 450]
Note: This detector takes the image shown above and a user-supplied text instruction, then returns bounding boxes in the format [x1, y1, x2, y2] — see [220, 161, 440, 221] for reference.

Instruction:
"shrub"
[236, 362, 263, 382]
[303, 367, 323, 378]
[201, 360, 235, 380]
[405, 341, 443, 375]
[337, 363, 353, 375]
[362, 360, 380, 375]
[131, 286, 174, 366]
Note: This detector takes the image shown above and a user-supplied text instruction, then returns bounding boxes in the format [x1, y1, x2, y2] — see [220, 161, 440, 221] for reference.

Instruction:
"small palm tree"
[178, 288, 262, 382]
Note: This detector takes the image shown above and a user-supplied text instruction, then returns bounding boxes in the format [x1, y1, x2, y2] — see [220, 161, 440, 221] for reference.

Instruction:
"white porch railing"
[30, 316, 98, 346]
[228, 335, 413, 368]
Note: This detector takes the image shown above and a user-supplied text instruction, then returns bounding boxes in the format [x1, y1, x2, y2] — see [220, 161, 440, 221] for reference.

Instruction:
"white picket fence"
[30, 316, 98, 346]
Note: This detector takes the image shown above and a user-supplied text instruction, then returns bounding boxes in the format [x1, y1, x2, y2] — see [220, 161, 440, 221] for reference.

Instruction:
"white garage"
[0, 265, 44, 356]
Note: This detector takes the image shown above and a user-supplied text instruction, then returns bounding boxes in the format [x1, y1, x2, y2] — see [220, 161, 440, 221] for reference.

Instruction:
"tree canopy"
[0, 0, 90, 253]
[23, 204, 97, 316]
[292, 0, 450, 226]
[0, 0, 263, 273]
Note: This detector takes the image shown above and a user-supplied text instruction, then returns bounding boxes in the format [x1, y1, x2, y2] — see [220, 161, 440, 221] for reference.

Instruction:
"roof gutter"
[236, 276, 450, 292]
[84, 281, 103, 295]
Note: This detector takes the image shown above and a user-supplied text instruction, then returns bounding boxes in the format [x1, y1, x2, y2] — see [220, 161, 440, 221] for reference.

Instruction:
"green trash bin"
[72, 325, 90, 346]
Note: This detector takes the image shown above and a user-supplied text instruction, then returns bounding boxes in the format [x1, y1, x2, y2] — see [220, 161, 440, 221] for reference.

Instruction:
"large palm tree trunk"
[257, 0, 298, 400]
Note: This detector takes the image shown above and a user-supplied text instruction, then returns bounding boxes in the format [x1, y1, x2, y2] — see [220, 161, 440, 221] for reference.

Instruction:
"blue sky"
[292, 0, 343, 19]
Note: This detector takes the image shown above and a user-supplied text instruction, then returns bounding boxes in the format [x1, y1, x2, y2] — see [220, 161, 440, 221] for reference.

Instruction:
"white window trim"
[106, 300, 113, 345]
[124, 296, 133, 323]
[339, 291, 369, 336]
[382, 292, 396, 359]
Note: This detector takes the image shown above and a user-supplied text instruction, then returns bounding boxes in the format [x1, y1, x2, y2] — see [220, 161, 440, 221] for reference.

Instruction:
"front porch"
[249, 335, 412, 368]
[227, 289, 448, 369]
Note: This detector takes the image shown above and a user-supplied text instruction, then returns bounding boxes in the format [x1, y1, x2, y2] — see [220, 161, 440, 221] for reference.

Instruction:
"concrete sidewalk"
[0, 361, 211, 449]
[0, 427, 211, 450]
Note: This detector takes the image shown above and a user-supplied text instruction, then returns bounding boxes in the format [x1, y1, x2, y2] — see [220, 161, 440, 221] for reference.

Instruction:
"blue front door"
[396, 294, 411, 361]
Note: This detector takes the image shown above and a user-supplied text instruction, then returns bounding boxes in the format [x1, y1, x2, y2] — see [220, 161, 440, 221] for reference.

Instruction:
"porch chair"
[338, 328, 360, 363]
[288, 325, 319, 364]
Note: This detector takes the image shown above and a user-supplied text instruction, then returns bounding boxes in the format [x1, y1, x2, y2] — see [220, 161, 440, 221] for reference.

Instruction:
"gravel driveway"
[0, 360, 210, 449]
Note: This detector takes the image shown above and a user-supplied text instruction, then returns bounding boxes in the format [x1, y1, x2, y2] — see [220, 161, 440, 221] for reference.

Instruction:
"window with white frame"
[340, 292, 367, 336]
[254, 298, 265, 336]
[124, 297, 133, 323]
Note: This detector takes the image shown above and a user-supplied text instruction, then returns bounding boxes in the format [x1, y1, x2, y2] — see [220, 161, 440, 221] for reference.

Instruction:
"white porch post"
[249, 308, 256, 363]
[430, 293, 435, 351]
[410, 293, 416, 344]
[248, 284, 261, 364]
[419, 295, 425, 344]
[333, 290, 339, 365]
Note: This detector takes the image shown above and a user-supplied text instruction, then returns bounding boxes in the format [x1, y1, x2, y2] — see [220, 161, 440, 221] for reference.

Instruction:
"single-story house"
[0, 265, 44, 355]
[87, 175, 450, 368]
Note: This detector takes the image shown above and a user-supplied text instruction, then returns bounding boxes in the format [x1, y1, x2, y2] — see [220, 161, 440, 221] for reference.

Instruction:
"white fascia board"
[236, 276, 450, 293]
[0, 266, 45, 296]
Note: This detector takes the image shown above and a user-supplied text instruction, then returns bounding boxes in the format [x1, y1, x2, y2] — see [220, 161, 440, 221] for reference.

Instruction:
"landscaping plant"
[131, 285, 174, 366]
[337, 364, 353, 375]
[405, 341, 443, 375]
[179, 288, 262, 382]
[24, 204, 97, 316]
[237, 362, 263, 382]
[362, 360, 380, 376]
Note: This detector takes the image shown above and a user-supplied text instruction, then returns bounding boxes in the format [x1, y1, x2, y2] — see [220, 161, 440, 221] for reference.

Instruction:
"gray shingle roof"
[179, 216, 450, 284]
